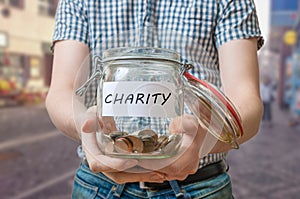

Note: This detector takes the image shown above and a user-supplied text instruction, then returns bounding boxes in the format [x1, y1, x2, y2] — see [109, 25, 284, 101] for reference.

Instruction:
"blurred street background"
[1, 0, 300, 199]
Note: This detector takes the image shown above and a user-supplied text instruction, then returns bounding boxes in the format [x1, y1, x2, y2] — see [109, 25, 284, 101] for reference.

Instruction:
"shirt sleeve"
[215, 0, 264, 50]
[52, 0, 89, 50]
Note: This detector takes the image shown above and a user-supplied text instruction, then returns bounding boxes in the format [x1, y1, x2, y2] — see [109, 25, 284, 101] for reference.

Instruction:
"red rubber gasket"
[184, 72, 244, 136]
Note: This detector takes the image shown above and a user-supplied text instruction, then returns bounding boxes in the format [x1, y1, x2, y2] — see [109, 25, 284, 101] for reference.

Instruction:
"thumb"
[81, 116, 98, 133]
[80, 106, 101, 133]
[169, 114, 199, 135]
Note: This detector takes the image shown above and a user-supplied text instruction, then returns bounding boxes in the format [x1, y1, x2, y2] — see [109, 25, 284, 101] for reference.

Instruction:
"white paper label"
[102, 81, 179, 117]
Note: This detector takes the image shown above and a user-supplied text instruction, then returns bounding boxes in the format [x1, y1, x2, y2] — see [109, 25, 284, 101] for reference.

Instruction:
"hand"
[138, 114, 211, 181]
[80, 107, 166, 184]
[81, 107, 136, 171]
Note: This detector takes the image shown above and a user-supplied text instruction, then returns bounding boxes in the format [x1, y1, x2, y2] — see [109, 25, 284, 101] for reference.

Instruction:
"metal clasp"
[75, 55, 103, 97]
[179, 61, 194, 76]
[75, 69, 102, 96]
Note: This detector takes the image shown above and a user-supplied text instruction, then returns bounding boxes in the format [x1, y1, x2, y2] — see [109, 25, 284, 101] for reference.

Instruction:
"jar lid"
[102, 47, 181, 64]
[183, 72, 243, 149]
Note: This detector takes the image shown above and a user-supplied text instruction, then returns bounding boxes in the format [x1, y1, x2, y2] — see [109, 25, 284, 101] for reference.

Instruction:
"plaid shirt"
[53, 0, 263, 168]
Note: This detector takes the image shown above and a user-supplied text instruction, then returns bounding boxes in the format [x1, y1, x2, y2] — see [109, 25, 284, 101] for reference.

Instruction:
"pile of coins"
[102, 129, 181, 154]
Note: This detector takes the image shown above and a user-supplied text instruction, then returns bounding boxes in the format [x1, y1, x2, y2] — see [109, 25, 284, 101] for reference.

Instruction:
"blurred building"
[268, 0, 299, 108]
[0, 0, 58, 104]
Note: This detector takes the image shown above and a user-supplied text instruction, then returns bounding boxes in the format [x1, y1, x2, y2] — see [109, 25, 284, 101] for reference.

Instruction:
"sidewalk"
[228, 104, 300, 199]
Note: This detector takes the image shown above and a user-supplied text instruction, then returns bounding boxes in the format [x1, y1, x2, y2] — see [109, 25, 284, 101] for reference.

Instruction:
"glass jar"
[75, 47, 243, 160]
[96, 47, 186, 159]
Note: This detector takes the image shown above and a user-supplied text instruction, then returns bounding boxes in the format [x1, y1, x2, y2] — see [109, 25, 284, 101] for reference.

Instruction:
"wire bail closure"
[75, 55, 103, 97]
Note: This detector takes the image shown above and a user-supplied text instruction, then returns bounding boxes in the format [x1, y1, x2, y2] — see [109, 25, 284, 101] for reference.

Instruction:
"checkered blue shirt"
[53, 0, 263, 168]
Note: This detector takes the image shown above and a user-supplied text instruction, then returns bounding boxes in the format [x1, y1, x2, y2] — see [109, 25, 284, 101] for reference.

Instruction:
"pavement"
[0, 104, 80, 199]
[0, 103, 299, 199]
[228, 104, 300, 199]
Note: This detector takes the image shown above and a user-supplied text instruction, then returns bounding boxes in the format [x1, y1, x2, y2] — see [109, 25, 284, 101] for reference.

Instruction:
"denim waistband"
[137, 160, 227, 190]
[74, 162, 232, 198]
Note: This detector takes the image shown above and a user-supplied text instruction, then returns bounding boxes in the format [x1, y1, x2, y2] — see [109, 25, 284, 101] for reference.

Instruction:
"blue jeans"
[72, 163, 233, 199]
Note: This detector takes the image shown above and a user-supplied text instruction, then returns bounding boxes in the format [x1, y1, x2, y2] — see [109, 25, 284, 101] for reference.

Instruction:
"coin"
[155, 135, 169, 150]
[164, 134, 182, 153]
[114, 137, 133, 153]
[124, 135, 144, 153]
[109, 131, 128, 140]
[141, 135, 156, 153]
[138, 129, 158, 143]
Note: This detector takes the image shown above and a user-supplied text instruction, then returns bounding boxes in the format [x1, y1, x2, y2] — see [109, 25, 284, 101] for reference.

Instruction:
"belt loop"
[169, 180, 191, 199]
[113, 184, 125, 198]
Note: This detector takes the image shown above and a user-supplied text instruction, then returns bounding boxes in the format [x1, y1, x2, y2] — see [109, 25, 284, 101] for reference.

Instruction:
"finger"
[100, 116, 118, 133]
[140, 123, 204, 179]
[85, 106, 118, 133]
[81, 120, 138, 172]
[138, 115, 201, 171]
[82, 133, 138, 172]
[139, 115, 199, 170]
[86, 105, 97, 113]
[81, 115, 98, 133]
[171, 114, 219, 158]
[162, 151, 202, 181]
[164, 164, 195, 181]
[156, 125, 203, 175]
[103, 171, 166, 184]
[169, 114, 199, 135]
